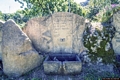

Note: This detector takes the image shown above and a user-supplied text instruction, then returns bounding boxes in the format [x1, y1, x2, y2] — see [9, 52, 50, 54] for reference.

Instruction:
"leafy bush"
[92, 4, 120, 22]
[83, 24, 115, 64]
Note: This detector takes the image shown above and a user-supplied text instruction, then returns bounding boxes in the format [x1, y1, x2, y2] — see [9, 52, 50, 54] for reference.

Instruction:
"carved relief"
[23, 12, 86, 54]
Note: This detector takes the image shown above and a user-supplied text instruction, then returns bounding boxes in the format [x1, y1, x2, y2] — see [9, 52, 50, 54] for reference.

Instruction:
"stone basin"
[43, 54, 82, 75]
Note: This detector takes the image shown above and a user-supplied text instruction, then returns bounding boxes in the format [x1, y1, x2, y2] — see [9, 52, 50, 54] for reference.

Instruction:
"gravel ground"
[0, 62, 119, 80]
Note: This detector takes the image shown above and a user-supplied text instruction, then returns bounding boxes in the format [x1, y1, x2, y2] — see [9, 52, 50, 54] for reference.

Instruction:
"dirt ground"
[1, 63, 119, 80]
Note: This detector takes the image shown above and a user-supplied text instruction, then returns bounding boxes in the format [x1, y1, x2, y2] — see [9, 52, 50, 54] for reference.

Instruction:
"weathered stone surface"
[0, 20, 4, 60]
[112, 11, 120, 55]
[112, 11, 120, 32]
[43, 54, 82, 75]
[23, 12, 86, 54]
[43, 61, 62, 74]
[112, 33, 120, 55]
[2, 19, 43, 77]
[63, 61, 82, 75]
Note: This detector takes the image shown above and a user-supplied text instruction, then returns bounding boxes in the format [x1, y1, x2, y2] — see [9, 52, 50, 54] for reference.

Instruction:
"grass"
[0, 60, 119, 80]
[84, 71, 120, 80]
[0, 69, 119, 80]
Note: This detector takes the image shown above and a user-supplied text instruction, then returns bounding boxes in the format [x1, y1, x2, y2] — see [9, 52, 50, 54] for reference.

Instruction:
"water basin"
[43, 54, 82, 75]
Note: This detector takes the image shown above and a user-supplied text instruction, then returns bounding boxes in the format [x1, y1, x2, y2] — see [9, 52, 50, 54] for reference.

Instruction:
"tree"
[3, 14, 10, 21]
[87, 0, 113, 19]
[111, 0, 119, 4]
[15, 0, 82, 17]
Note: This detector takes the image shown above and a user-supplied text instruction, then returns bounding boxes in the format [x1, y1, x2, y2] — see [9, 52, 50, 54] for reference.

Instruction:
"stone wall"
[112, 11, 120, 55]
[23, 12, 87, 54]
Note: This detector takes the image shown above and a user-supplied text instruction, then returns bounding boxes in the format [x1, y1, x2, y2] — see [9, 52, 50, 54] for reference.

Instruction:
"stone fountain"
[23, 12, 86, 75]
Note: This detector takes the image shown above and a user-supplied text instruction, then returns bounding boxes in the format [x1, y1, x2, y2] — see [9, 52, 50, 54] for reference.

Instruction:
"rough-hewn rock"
[0, 20, 4, 60]
[112, 11, 120, 55]
[23, 12, 86, 54]
[112, 33, 120, 55]
[2, 19, 43, 77]
[112, 11, 120, 32]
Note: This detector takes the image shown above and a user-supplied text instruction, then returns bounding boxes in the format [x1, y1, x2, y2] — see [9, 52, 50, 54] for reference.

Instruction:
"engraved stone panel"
[51, 13, 73, 53]
[23, 12, 86, 54]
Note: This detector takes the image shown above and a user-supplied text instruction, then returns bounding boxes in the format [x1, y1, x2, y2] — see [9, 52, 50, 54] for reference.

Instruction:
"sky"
[0, 0, 86, 13]
[74, 0, 87, 4]
[0, 0, 26, 13]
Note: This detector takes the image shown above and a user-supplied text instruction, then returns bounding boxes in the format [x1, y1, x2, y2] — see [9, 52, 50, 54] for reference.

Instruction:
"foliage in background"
[15, 0, 83, 17]
[0, 0, 85, 27]
[0, 10, 28, 28]
[87, 0, 120, 22]
[92, 4, 120, 22]
[0, 0, 119, 25]
[0, 11, 3, 20]
[14, 0, 120, 21]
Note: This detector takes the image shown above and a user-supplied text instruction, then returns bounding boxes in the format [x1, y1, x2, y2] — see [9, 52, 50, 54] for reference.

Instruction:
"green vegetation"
[15, 0, 83, 17]
[84, 71, 120, 80]
[93, 4, 120, 22]
[0, 66, 119, 80]
[0, 0, 119, 25]
[0, 10, 28, 28]
[83, 25, 115, 63]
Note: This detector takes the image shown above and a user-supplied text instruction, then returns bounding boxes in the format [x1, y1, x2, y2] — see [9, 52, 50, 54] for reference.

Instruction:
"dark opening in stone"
[43, 54, 82, 75]
[60, 38, 65, 42]
[48, 54, 79, 61]
[0, 60, 3, 70]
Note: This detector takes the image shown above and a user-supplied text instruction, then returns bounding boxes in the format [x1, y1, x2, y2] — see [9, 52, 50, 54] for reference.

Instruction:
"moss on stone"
[83, 25, 115, 64]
